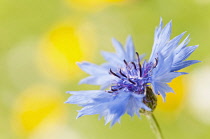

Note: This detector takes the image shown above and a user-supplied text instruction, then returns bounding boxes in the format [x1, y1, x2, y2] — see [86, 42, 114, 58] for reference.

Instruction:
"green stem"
[146, 114, 164, 139]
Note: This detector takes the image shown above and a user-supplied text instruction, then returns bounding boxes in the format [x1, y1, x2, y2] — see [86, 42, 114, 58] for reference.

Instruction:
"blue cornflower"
[65, 19, 200, 126]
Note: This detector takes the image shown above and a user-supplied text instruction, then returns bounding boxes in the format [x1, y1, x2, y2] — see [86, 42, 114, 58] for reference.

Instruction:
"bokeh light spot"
[156, 76, 186, 114]
[29, 125, 82, 139]
[12, 85, 66, 136]
[37, 22, 96, 81]
[65, 0, 128, 11]
[187, 65, 210, 124]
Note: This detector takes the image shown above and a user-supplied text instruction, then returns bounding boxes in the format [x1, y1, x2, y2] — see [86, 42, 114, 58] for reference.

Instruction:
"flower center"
[108, 52, 158, 94]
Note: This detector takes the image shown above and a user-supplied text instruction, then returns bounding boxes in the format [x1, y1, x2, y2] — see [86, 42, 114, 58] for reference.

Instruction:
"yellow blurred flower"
[65, 0, 130, 11]
[12, 85, 67, 136]
[37, 21, 96, 82]
[156, 76, 186, 114]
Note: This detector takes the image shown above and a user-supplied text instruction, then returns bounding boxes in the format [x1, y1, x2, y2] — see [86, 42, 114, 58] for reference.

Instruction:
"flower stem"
[146, 114, 164, 139]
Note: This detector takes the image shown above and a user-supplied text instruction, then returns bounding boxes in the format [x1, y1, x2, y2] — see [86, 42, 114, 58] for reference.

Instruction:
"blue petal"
[161, 32, 185, 56]
[101, 62, 113, 70]
[77, 62, 107, 75]
[100, 81, 112, 90]
[101, 51, 123, 65]
[67, 90, 149, 126]
[126, 93, 151, 117]
[171, 60, 201, 72]
[112, 38, 125, 58]
[159, 21, 172, 47]
[154, 72, 186, 83]
[152, 53, 173, 77]
[76, 91, 130, 125]
[152, 82, 174, 101]
[106, 94, 130, 126]
[173, 45, 198, 64]
[79, 75, 113, 85]
[174, 35, 190, 54]
[153, 18, 163, 42]
[150, 20, 172, 61]
[125, 35, 135, 62]
[65, 90, 105, 105]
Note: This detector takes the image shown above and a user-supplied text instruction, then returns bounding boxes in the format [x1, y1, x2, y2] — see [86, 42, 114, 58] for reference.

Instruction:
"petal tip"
[66, 91, 71, 94]
[64, 101, 68, 103]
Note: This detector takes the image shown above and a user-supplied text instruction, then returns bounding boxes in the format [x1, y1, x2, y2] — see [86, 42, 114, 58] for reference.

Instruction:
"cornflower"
[65, 19, 199, 127]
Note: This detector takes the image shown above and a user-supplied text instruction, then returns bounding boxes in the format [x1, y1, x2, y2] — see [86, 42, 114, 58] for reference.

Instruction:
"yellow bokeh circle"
[156, 76, 186, 114]
[12, 85, 66, 136]
[37, 21, 96, 81]
[65, 0, 129, 11]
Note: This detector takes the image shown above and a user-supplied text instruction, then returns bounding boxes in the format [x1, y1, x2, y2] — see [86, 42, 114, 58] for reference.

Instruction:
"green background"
[0, 0, 209, 138]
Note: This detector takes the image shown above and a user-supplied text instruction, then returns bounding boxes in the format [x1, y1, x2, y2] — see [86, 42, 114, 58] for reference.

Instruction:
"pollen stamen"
[111, 88, 118, 91]
[153, 58, 158, 68]
[120, 69, 127, 78]
[131, 62, 137, 70]
[128, 78, 136, 84]
[123, 60, 128, 66]
[109, 69, 121, 78]
[136, 52, 142, 77]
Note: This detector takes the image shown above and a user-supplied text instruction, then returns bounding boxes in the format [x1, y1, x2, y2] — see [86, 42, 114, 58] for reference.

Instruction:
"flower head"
[65, 19, 200, 126]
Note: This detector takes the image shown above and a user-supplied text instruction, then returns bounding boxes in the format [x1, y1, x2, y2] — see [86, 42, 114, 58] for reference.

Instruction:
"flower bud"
[140, 87, 157, 114]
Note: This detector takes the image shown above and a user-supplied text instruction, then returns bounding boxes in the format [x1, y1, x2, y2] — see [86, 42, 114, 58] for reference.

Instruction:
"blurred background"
[1, 0, 210, 138]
